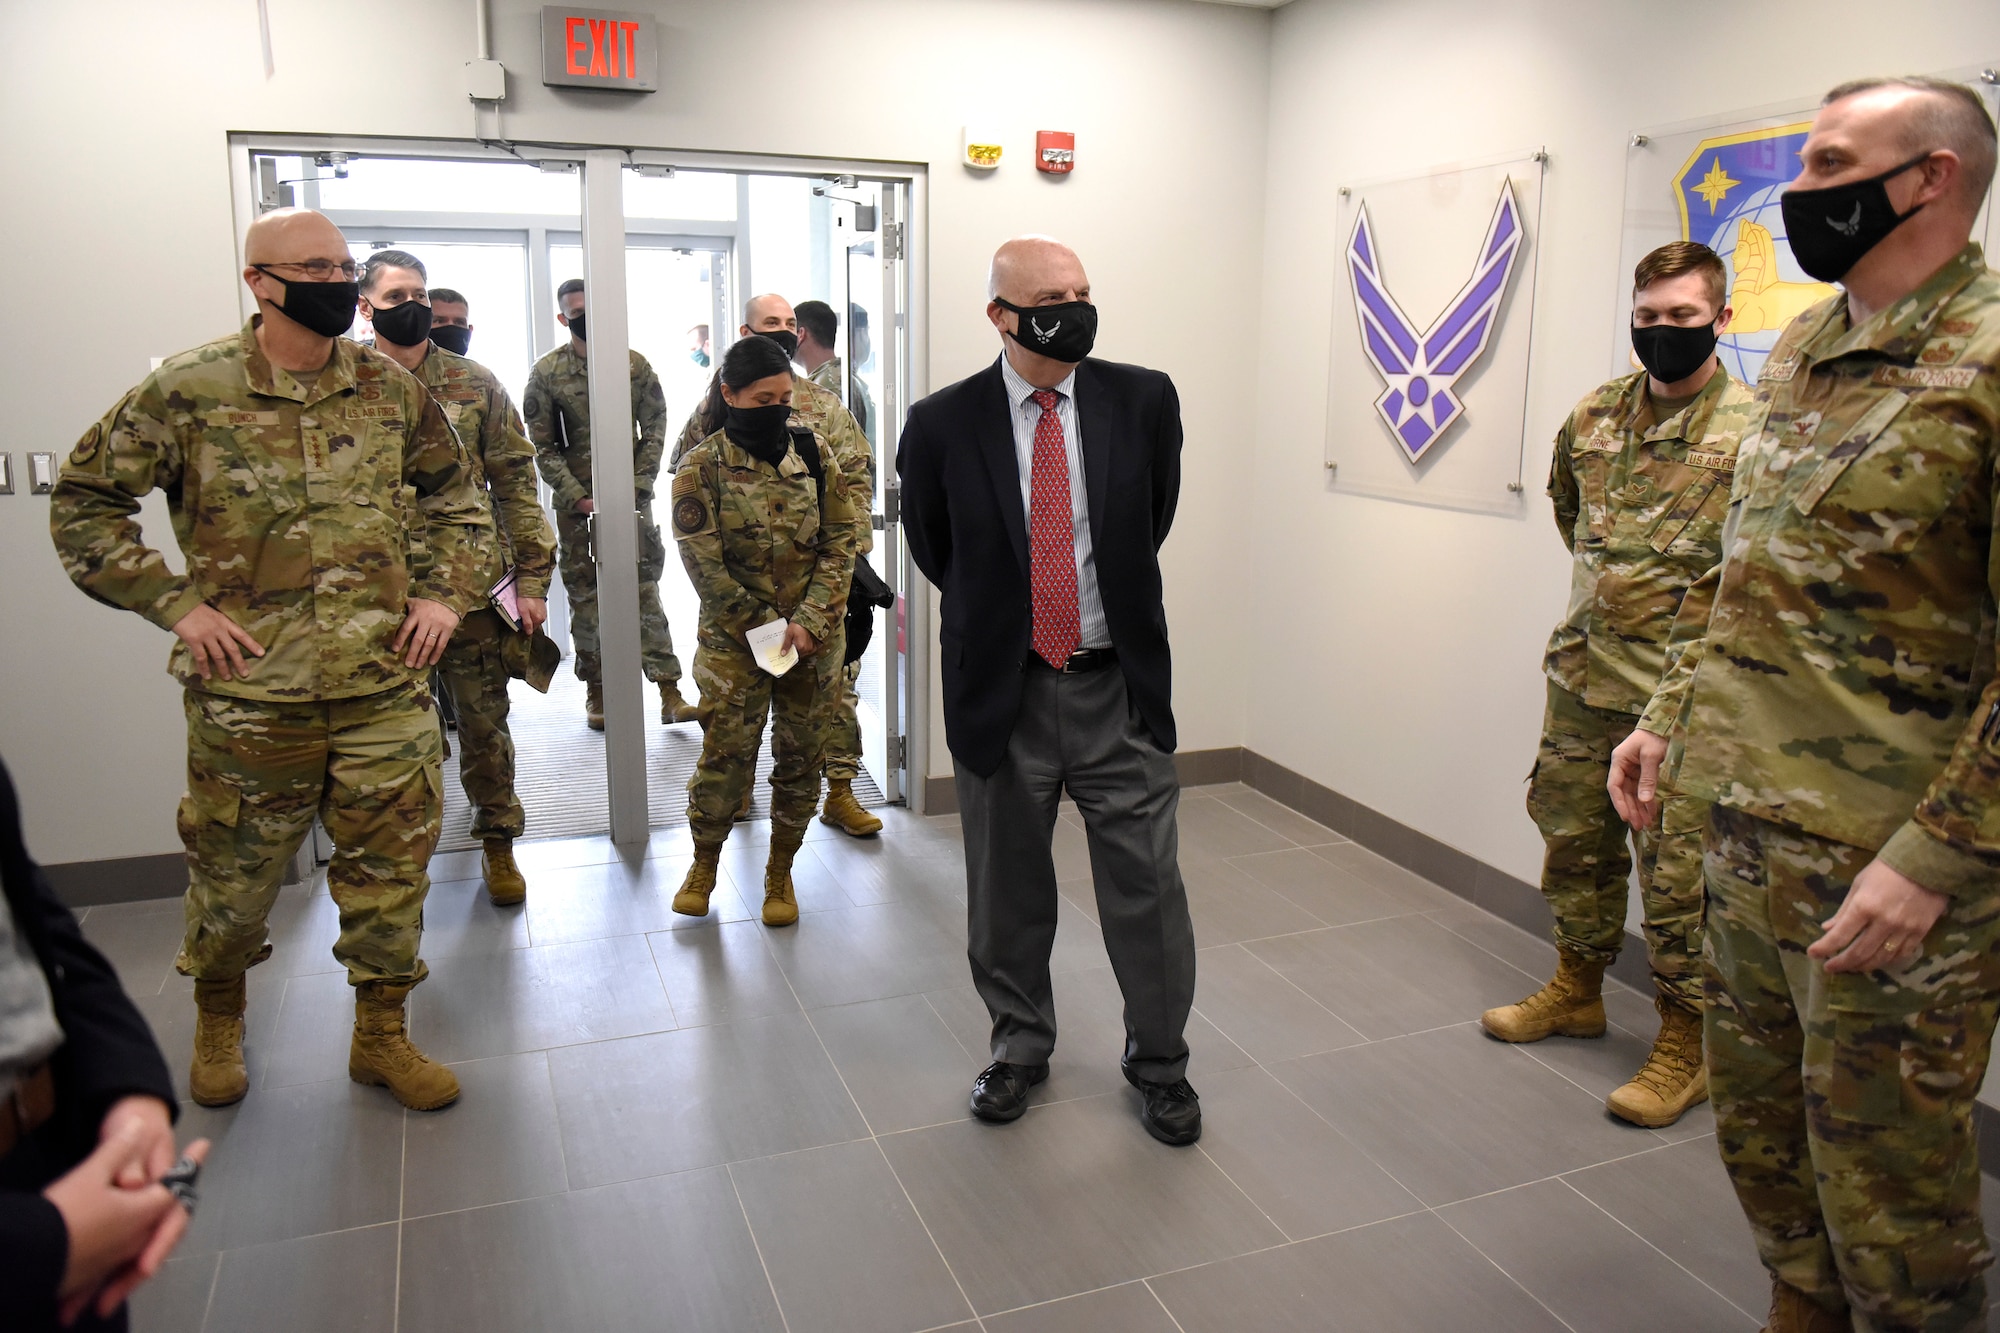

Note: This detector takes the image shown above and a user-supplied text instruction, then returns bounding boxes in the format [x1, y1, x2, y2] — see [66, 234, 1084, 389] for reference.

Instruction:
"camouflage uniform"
[421, 346, 557, 840]
[523, 342, 679, 684]
[1639, 244, 2000, 1329]
[670, 425, 860, 845]
[673, 373, 875, 780]
[49, 319, 492, 985]
[1537, 367, 1756, 1003]
[809, 353, 877, 447]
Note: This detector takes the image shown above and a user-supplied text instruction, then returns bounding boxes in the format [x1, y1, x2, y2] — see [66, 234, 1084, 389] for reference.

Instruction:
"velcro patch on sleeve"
[670, 466, 713, 540]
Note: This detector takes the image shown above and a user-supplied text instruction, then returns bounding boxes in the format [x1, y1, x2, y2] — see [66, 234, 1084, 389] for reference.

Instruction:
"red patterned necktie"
[1028, 388, 1081, 666]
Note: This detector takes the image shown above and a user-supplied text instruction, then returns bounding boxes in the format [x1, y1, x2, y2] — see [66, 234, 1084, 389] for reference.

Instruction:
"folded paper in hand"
[747, 618, 798, 677]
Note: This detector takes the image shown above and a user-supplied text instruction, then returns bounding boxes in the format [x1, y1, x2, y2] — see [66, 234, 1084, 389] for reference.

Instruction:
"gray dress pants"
[955, 662, 1196, 1085]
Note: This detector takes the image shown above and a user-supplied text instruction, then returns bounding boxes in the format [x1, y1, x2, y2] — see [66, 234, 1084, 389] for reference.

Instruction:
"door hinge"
[882, 221, 904, 262]
[883, 486, 900, 525]
[888, 735, 907, 769]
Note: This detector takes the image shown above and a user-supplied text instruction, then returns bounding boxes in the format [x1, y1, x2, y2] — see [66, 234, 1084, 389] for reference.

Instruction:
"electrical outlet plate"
[0, 453, 12, 495]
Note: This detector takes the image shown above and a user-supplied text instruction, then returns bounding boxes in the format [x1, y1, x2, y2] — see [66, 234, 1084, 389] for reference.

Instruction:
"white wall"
[0, 0, 1270, 865]
[1250, 0, 2000, 886]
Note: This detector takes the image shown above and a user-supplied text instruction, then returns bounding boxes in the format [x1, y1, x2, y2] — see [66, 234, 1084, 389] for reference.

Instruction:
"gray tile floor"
[85, 783, 1793, 1331]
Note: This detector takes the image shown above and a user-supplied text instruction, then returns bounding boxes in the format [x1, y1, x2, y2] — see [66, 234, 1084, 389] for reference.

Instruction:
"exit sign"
[541, 6, 658, 92]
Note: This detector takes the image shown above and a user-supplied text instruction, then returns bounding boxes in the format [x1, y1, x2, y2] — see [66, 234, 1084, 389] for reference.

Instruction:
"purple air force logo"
[1347, 179, 1525, 462]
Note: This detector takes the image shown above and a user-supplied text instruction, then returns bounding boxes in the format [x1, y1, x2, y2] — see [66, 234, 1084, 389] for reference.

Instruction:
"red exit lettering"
[559, 13, 644, 83]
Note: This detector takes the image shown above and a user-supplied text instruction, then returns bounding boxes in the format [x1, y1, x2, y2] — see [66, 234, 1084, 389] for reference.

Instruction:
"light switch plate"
[0, 453, 12, 494]
[28, 452, 55, 494]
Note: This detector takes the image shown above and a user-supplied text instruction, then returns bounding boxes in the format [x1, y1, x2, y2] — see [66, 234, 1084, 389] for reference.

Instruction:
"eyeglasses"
[254, 259, 361, 282]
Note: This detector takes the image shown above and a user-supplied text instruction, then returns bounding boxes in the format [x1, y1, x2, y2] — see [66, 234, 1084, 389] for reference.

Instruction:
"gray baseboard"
[43, 852, 186, 908]
[921, 746, 1247, 817]
[1237, 750, 1658, 997]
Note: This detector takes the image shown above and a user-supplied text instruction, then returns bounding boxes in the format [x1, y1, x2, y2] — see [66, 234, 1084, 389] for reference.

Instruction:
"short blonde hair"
[1634, 241, 1726, 313]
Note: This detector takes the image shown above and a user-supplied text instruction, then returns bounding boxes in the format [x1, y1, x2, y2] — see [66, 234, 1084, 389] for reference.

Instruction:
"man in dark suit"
[0, 756, 208, 1331]
[898, 236, 1199, 1145]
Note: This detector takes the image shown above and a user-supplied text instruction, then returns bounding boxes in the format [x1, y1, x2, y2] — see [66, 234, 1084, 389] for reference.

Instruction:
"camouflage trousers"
[556, 507, 681, 684]
[174, 681, 441, 987]
[1526, 680, 1707, 1004]
[1705, 805, 2000, 1332]
[437, 607, 524, 840]
[822, 658, 863, 782]
[686, 622, 844, 846]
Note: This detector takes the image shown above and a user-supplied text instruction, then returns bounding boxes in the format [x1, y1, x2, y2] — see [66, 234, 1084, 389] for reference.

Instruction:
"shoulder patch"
[672, 491, 712, 540]
[68, 422, 102, 469]
[1873, 364, 1980, 390]
[671, 466, 700, 497]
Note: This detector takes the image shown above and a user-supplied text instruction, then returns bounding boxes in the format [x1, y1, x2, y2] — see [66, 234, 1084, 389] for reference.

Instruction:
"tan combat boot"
[1607, 995, 1708, 1127]
[585, 680, 605, 731]
[660, 682, 701, 724]
[190, 975, 249, 1107]
[763, 830, 805, 927]
[1763, 1280, 1851, 1333]
[349, 981, 460, 1111]
[483, 837, 528, 906]
[672, 841, 725, 916]
[1480, 949, 1607, 1043]
[819, 779, 884, 837]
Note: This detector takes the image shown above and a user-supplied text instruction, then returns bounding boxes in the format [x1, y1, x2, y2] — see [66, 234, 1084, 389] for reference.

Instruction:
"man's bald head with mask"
[241, 208, 360, 365]
[741, 294, 800, 362]
[986, 236, 1098, 389]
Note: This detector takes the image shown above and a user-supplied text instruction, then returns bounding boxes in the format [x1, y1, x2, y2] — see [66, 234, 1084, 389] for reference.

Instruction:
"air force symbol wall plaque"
[1348, 181, 1523, 463]
[1325, 151, 1545, 516]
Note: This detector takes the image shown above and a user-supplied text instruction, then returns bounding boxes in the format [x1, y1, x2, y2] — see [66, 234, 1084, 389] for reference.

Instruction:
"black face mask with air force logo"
[995, 297, 1098, 363]
[1780, 152, 1933, 283]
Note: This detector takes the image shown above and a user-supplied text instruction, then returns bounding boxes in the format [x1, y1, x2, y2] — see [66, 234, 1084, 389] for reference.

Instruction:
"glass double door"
[325, 163, 912, 835]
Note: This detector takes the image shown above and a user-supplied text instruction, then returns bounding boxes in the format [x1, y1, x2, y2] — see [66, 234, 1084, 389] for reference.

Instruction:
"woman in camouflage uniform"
[668, 336, 859, 926]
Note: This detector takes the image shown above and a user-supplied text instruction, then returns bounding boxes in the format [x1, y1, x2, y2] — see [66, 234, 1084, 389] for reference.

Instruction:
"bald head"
[987, 236, 1088, 304]
[742, 294, 796, 335]
[243, 208, 351, 268]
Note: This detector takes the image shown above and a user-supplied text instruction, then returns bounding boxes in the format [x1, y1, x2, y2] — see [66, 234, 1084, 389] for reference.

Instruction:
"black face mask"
[430, 324, 473, 356]
[370, 298, 433, 348]
[255, 267, 359, 339]
[754, 328, 800, 360]
[995, 297, 1097, 363]
[1780, 153, 1932, 283]
[564, 312, 586, 342]
[723, 403, 795, 465]
[1631, 321, 1719, 386]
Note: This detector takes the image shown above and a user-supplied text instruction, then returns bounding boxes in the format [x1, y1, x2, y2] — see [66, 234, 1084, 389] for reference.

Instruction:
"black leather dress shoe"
[1125, 1068, 1202, 1145]
[969, 1061, 1049, 1123]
